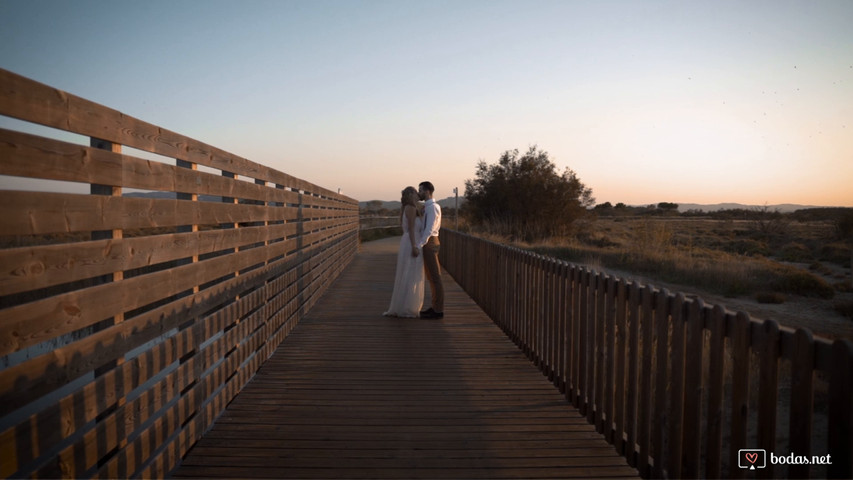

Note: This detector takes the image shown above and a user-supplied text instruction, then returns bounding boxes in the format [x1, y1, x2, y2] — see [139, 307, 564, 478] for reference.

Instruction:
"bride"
[383, 186, 425, 318]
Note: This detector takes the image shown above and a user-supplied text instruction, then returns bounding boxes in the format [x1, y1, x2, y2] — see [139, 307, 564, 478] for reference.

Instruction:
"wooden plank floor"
[173, 237, 639, 479]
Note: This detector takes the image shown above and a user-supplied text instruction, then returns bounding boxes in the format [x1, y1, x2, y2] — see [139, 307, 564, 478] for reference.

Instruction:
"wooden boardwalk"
[173, 237, 639, 479]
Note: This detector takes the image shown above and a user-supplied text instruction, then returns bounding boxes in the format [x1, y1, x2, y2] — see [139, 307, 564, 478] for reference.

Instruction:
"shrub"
[724, 238, 769, 256]
[833, 299, 853, 320]
[819, 242, 851, 265]
[809, 261, 833, 275]
[770, 269, 835, 299]
[756, 292, 786, 304]
[576, 231, 620, 248]
[779, 242, 813, 262]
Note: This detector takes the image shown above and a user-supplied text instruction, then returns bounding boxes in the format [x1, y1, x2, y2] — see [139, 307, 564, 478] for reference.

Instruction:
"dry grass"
[475, 217, 848, 300]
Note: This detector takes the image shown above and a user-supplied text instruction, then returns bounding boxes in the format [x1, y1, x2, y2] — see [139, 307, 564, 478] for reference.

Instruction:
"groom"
[417, 181, 444, 319]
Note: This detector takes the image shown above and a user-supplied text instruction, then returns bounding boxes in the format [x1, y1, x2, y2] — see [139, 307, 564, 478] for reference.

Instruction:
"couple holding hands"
[383, 181, 444, 320]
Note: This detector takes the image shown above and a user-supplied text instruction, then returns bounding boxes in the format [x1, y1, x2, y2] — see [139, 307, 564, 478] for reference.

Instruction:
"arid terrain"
[597, 261, 853, 341]
[489, 215, 853, 341]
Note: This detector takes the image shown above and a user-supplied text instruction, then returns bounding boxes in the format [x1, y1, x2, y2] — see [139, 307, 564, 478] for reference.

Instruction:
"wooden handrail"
[0, 69, 359, 478]
[440, 229, 852, 479]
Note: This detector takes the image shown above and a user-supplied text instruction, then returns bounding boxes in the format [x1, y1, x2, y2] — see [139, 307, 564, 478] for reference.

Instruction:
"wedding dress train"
[383, 210, 425, 317]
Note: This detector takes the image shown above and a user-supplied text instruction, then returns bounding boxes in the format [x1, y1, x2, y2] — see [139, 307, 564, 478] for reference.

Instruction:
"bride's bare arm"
[405, 205, 419, 257]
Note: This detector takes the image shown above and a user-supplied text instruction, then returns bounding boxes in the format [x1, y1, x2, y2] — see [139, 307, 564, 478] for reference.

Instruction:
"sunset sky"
[1, 0, 851, 206]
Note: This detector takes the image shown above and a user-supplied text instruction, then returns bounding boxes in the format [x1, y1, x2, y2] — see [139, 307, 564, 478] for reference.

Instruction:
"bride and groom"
[383, 181, 445, 319]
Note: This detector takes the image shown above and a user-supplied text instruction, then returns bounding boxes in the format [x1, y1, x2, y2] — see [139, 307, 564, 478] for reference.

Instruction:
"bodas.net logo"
[738, 449, 767, 470]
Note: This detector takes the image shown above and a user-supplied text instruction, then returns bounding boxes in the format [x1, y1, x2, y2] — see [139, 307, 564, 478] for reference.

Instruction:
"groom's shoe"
[421, 310, 444, 319]
[420, 308, 435, 317]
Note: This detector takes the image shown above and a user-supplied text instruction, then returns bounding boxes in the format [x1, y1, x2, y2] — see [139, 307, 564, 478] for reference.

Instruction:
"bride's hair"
[400, 186, 418, 221]
[400, 186, 417, 206]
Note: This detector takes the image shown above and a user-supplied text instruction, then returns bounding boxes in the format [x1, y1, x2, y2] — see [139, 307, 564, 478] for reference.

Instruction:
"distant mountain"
[437, 196, 465, 209]
[360, 196, 465, 211]
[674, 203, 822, 213]
[127, 191, 828, 215]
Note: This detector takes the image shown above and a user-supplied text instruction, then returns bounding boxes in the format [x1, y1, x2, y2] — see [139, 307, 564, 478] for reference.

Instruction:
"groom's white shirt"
[417, 198, 441, 248]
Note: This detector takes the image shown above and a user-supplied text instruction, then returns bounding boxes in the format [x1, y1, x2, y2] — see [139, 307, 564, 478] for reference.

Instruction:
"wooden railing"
[0, 69, 359, 478]
[441, 229, 852, 479]
[359, 215, 400, 231]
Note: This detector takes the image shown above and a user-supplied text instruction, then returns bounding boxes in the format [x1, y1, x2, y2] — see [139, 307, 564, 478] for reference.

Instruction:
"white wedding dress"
[383, 210, 425, 317]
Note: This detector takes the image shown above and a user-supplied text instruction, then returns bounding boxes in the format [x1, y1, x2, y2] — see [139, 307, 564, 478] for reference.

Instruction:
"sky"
[1, 0, 851, 206]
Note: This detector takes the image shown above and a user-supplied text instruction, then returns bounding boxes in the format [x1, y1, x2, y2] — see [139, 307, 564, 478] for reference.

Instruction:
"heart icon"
[745, 452, 758, 464]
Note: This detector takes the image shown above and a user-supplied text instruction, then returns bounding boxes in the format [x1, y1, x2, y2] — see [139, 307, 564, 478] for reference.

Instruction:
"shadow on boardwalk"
[173, 237, 639, 479]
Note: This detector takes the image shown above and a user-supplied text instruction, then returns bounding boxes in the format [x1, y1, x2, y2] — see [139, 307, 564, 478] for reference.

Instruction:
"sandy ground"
[594, 265, 853, 342]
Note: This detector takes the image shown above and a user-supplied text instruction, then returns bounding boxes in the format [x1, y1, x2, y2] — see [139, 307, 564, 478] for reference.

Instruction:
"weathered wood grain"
[0, 126, 354, 214]
[0, 190, 355, 236]
[0, 69, 347, 200]
[0, 230, 352, 357]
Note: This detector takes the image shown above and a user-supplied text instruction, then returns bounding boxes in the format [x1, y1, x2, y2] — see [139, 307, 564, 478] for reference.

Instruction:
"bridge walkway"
[173, 237, 638, 479]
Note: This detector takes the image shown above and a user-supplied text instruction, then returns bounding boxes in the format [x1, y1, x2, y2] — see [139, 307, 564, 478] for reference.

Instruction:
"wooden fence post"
[89, 138, 126, 424]
[176, 159, 200, 296]
[625, 282, 641, 466]
[827, 339, 853, 479]
[593, 272, 607, 429]
[578, 268, 590, 416]
[682, 298, 705, 478]
[757, 320, 780, 479]
[558, 261, 569, 394]
[637, 284, 656, 476]
[667, 293, 686, 478]
[789, 328, 814, 479]
[603, 276, 617, 440]
[613, 279, 627, 455]
[705, 306, 728, 478]
[651, 289, 670, 478]
[729, 311, 752, 479]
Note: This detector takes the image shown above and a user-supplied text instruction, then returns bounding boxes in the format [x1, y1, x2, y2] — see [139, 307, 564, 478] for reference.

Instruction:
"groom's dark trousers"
[423, 236, 444, 313]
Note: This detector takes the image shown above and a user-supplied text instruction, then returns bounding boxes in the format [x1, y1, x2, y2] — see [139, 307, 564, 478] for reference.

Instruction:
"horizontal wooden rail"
[0, 69, 359, 478]
[359, 215, 400, 231]
[440, 229, 852, 479]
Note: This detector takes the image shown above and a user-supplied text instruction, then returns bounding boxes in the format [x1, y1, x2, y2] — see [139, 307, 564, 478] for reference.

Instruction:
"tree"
[593, 202, 614, 217]
[751, 204, 789, 240]
[463, 146, 594, 240]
